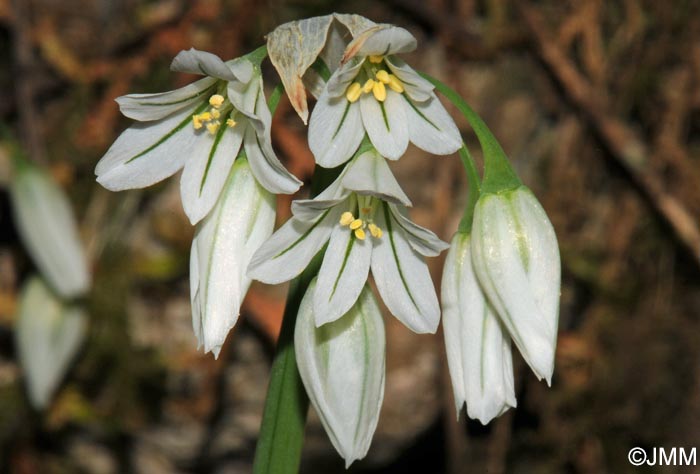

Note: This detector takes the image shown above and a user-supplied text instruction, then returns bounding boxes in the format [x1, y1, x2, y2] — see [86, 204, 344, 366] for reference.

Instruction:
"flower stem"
[457, 144, 480, 233]
[421, 73, 522, 194]
[252, 163, 341, 473]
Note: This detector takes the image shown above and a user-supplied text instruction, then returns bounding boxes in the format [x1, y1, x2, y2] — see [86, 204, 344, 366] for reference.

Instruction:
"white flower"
[190, 158, 275, 358]
[295, 278, 385, 467]
[248, 149, 449, 333]
[441, 232, 516, 424]
[471, 186, 561, 384]
[16, 277, 87, 409]
[308, 25, 462, 167]
[9, 161, 90, 299]
[95, 48, 301, 225]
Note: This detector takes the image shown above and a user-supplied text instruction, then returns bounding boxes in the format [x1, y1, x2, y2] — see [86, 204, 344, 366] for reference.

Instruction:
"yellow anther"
[206, 121, 220, 135]
[192, 115, 203, 130]
[368, 223, 383, 238]
[362, 79, 375, 94]
[226, 118, 237, 128]
[372, 80, 387, 102]
[387, 74, 405, 93]
[198, 112, 212, 121]
[346, 82, 362, 103]
[368, 55, 384, 64]
[340, 212, 355, 226]
[211, 109, 221, 119]
[375, 70, 390, 84]
[349, 219, 364, 230]
[354, 228, 366, 240]
[209, 94, 225, 108]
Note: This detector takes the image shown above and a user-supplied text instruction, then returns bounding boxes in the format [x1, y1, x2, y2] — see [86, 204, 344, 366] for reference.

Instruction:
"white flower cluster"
[94, 12, 561, 468]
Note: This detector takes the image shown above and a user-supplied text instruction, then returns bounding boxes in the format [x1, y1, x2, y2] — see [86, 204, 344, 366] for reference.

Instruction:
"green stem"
[457, 144, 481, 233]
[421, 73, 521, 194]
[252, 164, 340, 474]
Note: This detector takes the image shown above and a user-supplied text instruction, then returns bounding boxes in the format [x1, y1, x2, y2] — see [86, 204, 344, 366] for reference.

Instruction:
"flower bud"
[441, 232, 516, 424]
[9, 163, 90, 299]
[190, 158, 275, 358]
[15, 277, 87, 409]
[471, 186, 561, 384]
[295, 278, 385, 467]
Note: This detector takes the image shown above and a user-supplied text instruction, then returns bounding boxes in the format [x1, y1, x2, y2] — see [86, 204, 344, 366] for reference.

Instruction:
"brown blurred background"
[1, 0, 700, 472]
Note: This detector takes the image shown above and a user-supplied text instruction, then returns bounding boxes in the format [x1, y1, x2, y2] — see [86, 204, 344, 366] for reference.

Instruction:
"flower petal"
[326, 58, 364, 98]
[190, 159, 276, 357]
[116, 77, 217, 122]
[404, 93, 462, 156]
[388, 204, 449, 257]
[248, 206, 342, 284]
[96, 105, 203, 190]
[385, 56, 434, 102]
[343, 25, 416, 61]
[313, 223, 372, 326]
[16, 277, 87, 409]
[243, 124, 302, 195]
[342, 150, 411, 206]
[370, 203, 440, 333]
[170, 48, 238, 81]
[295, 278, 385, 468]
[360, 90, 408, 160]
[441, 233, 516, 424]
[180, 123, 245, 224]
[308, 89, 364, 168]
[471, 189, 560, 383]
[10, 164, 90, 298]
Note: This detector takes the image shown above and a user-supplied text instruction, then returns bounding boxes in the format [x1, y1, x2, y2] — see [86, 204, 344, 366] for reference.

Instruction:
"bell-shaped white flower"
[15, 277, 87, 409]
[248, 149, 449, 333]
[471, 186, 561, 384]
[95, 48, 300, 225]
[441, 232, 516, 424]
[295, 278, 385, 467]
[308, 25, 462, 167]
[190, 158, 275, 358]
[9, 162, 90, 299]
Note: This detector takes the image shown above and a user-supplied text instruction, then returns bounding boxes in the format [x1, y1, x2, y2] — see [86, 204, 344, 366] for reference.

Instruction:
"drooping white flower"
[308, 25, 462, 167]
[190, 158, 275, 358]
[96, 48, 301, 225]
[295, 278, 385, 467]
[441, 232, 516, 424]
[15, 277, 87, 409]
[9, 161, 90, 299]
[471, 186, 561, 384]
[248, 149, 449, 333]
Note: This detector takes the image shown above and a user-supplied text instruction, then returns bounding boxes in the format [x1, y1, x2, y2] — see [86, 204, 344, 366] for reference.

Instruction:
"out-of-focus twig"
[10, 0, 46, 165]
[518, 3, 700, 268]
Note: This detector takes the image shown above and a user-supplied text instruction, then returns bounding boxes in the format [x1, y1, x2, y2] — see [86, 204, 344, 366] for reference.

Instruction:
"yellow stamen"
[346, 82, 362, 103]
[387, 74, 405, 93]
[206, 121, 220, 135]
[372, 80, 387, 102]
[354, 228, 366, 240]
[211, 109, 221, 119]
[198, 112, 212, 121]
[349, 219, 364, 230]
[368, 223, 383, 238]
[192, 115, 203, 130]
[375, 70, 390, 84]
[340, 212, 354, 226]
[362, 79, 375, 94]
[209, 94, 225, 108]
[226, 118, 237, 128]
[368, 55, 383, 64]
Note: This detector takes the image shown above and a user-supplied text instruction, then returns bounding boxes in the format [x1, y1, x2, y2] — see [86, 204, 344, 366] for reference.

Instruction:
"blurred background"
[1, 0, 700, 473]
